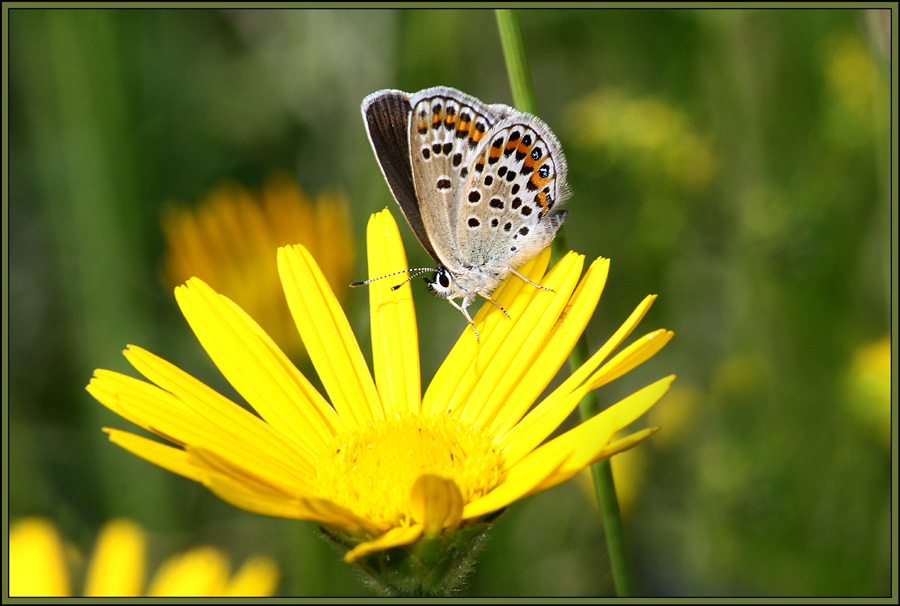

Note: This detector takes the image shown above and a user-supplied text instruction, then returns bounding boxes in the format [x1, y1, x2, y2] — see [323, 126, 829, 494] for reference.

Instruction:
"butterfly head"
[424, 266, 455, 300]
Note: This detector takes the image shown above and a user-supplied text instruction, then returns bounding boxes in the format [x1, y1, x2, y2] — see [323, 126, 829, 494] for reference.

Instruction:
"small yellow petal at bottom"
[344, 525, 425, 563]
[84, 519, 146, 597]
[146, 546, 230, 596]
[410, 474, 465, 536]
[9, 518, 71, 596]
[222, 556, 281, 597]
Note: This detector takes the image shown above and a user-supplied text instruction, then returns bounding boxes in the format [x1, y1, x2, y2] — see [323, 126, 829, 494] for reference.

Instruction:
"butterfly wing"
[362, 89, 441, 264]
[405, 86, 512, 270]
[456, 112, 570, 272]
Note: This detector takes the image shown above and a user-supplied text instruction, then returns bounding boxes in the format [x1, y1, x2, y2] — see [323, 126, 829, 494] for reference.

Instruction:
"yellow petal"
[278, 244, 382, 425]
[462, 252, 584, 429]
[88, 369, 192, 444]
[90, 369, 314, 491]
[462, 444, 568, 519]
[497, 294, 661, 454]
[366, 210, 421, 416]
[528, 427, 661, 496]
[201, 465, 383, 535]
[522, 376, 675, 494]
[101, 400, 380, 534]
[598, 426, 661, 459]
[187, 446, 313, 499]
[586, 329, 675, 390]
[422, 248, 557, 419]
[409, 474, 464, 535]
[344, 525, 425, 563]
[487, 256, 610, 436]
[146, 546, 230, 596]
[9, 517, 71, 596]
[500, 330, 672, 467]
[122, 345, 319, 478]
[174, 278, 340, 450]
[476, 246, 554, 338]
[542, 293, 660, 407]
[500, 379, 599, 467]
[104, 428, 206, 484]
[84, 519, 146, 596]
[222, 556, 280, 597]
[501, 329, 673, 469]
[601, 375, 676, 433]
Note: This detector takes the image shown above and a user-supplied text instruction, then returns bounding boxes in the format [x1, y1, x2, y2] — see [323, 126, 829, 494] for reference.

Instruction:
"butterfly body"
[361, 86, 569, 336]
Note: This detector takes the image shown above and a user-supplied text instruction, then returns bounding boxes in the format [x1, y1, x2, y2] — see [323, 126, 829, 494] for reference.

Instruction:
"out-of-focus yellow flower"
[162, 173, 354, 356]
[844, 336, 891, 450]
[824, 33, 888, 123]
[88, 210, 673, 595]
[565, 88, 717, 192]
[8, 518, 279, 597]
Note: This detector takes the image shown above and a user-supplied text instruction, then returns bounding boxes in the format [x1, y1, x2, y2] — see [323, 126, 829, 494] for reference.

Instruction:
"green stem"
[495, 9, 635, 597]
[574, 338, 636, 598]
[495, 9, 538, 114]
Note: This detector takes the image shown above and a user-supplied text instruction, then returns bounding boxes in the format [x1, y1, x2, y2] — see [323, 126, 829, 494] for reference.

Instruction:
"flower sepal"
[320, 509, 504, 597]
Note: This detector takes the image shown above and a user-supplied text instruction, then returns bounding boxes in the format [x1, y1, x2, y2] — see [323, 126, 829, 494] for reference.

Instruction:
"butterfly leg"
[447, 297, 481, 342]
[477, 291, 511, 318]
[507, 267, 555, 293]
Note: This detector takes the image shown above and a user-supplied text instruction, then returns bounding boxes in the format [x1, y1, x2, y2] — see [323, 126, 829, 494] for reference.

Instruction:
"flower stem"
[495, 8, 635, 597]
[495, 9, 538, 115]
[574, 338, 636, 598]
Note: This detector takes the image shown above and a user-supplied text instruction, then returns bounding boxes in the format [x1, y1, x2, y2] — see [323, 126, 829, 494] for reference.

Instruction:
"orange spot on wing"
[530, 164, 550, 190]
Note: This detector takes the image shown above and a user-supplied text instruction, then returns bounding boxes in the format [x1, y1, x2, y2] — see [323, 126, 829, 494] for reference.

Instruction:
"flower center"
[318, 413, 504, 528]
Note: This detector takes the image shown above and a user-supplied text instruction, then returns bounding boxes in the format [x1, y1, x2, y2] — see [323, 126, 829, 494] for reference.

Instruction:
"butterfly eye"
[425, 267, 454, 299]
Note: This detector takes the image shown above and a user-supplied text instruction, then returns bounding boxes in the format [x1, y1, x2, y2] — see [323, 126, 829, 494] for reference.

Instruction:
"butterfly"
[355, 86, 569, 341]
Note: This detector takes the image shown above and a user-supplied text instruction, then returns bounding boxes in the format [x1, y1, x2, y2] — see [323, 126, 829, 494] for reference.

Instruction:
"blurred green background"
[7, 7, 894, 597]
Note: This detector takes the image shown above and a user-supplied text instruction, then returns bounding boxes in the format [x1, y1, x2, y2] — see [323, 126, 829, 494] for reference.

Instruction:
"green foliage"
[8, 7, 892, 597]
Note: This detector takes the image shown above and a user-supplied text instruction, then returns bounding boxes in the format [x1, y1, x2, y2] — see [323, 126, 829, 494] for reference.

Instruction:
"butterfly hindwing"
[457, 113, 569, 271]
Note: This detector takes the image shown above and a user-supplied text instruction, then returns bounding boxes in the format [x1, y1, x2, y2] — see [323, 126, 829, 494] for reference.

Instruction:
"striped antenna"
[349, 267, 438, 289]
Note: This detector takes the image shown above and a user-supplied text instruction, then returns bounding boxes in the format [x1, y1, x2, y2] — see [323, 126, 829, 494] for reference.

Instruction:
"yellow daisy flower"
[161, 173, 354, 356]
[88, 209, 673, 595]
[8, 517, 279, 597]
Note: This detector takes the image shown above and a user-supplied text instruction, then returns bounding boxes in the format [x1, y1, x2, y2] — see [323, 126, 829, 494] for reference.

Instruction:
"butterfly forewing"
[362, 90, 441, 264]
[407, 87, 509, 268]
[458, 114, 569, 270]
